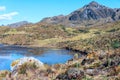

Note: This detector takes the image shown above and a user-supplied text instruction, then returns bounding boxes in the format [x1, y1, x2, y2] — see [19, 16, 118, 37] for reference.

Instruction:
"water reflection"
[0, 44, 74, 70]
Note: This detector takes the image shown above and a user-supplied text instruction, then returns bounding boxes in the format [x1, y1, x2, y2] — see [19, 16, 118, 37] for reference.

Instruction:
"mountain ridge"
[7, 21, 31, 28]
[40, 1, 120, 27]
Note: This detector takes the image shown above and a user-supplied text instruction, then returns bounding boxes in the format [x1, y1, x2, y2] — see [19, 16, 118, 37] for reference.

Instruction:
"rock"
[67, 68, 84, 79]
[85, 69, 99, 76]
[11, 57, 45, 75]
[56, 73, 69, 80]
[56, 68, 84, 80]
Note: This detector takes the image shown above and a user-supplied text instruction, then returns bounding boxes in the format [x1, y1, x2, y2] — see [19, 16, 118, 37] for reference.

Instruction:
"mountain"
[41, 1, 120, 27]
[7, 21, 31, 28]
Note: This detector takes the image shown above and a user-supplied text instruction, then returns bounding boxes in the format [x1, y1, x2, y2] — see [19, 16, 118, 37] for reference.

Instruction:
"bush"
[94, 31, 100, 34]
[18, 62, 38, 74]
[107, 28, 120, 32]
[74, 63, 80, 68]
[111, 41, 120, 49]
[78, 29, 89, 33]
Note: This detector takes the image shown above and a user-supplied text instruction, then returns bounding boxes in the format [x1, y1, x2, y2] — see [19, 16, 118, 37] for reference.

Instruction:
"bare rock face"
[11, 57, 45, 75]
[69, 2, 115, 21]
[40, 1, 120, 27]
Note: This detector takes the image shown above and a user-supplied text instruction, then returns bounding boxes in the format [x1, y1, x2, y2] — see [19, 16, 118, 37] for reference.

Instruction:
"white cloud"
[0, 6, 6, 11]
[0, 12, 18, 20]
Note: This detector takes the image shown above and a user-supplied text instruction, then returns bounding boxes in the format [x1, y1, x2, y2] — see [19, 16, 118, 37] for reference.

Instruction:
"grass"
[4, 29, 27, 35]
[58, 21, 120, 51]
[18, 62, 38, 74]
[82, 75, 93, 80]
[0, 21, 119, 52]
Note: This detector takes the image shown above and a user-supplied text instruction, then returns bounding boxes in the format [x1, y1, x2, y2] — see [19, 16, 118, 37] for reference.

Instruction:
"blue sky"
[0, 0, 120, 25]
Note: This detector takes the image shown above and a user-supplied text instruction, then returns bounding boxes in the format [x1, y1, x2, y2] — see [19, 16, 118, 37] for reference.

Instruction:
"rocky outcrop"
[11, 57, 45, 75]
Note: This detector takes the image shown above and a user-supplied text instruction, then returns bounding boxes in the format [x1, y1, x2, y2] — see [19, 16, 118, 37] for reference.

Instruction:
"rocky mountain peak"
[89, 1, 99, 6]
[40, 1, 120, 27]
[83, 1, 105, 9]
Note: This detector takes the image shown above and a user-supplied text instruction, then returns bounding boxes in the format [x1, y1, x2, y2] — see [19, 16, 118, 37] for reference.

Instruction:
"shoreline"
[0, 43, 86, 55]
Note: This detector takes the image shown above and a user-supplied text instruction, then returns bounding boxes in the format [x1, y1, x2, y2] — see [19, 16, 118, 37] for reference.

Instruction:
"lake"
[0, 44, 75, 70]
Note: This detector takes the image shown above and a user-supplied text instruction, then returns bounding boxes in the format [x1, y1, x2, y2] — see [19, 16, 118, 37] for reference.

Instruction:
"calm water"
[0, 44, 75, 70]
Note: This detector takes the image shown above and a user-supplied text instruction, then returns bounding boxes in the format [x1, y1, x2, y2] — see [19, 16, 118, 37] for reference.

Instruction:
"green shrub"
[107, 28, 120, 32]
[111, 41, 120, 49]
[74, 63, 80, 68]
[18, 62, 38, 74]
[94, 31, 100, 34]
[78, 29, 89, 33]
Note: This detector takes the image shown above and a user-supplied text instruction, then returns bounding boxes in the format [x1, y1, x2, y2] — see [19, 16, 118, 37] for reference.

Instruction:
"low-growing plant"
[82, 75, 93, 80]
[111, 40, 120, 49]
[18, 62, 38, 74]
[74, 63, 80, 68]
[101, 76, 108, 80]
[78, 29, 89, 33]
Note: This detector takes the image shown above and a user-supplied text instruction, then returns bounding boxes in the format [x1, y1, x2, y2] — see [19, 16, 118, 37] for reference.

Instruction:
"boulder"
[85, 69, 99, 76]
[56, 68, 84, 80]
[11, 57, 45, 75]
[67, 68, 84, 79]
